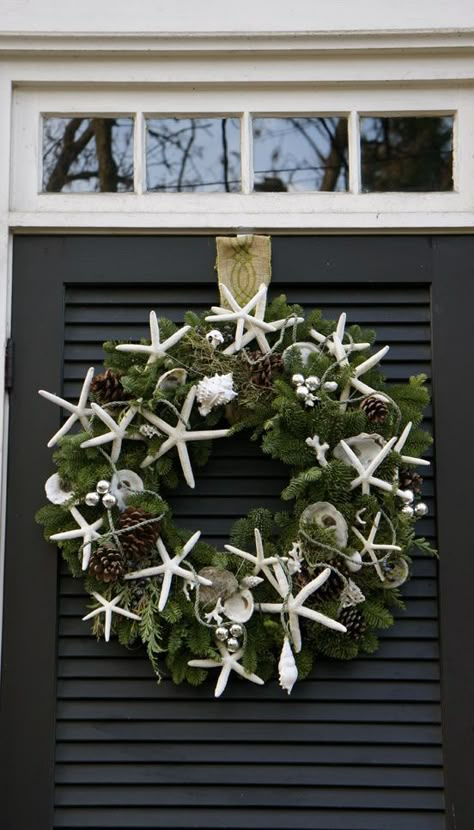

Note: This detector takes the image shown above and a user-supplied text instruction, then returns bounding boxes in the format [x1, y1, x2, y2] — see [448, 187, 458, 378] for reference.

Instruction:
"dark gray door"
[1, 236, 473, 830]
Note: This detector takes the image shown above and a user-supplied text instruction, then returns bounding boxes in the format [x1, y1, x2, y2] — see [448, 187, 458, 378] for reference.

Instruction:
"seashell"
[198, 567, 239, 609]
[196, 373, 237, 417]
[334, 432, 386, 469]
[283, 342, 319, 367]
[223, 588, 255, 623]
[381, 556, 409, 589]
[206, 329, 224, 348]
[340, 578, 366, 608]
[300, 501, 348, 549]
[110, 469, 144, 510]
[45, 472, 74, 505]
[241, 575, 264, 589]
[156, 368, 187, 393]
[346, 551, 363, 572]
[278, 636, 298, 695]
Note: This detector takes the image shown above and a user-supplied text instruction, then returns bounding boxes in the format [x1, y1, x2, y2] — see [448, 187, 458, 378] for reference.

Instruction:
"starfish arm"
[288, 611, 302, 653]
[364, 437, 397, 478]
[140, 436, 176, 468]
[254, 328, 273, 354]
[351, 526, 366, 546]
[180, 387, 197, 423]
[158, 570, 173, 612]
[336, 312, 346, 342]
[116, 343, 155, 355]
[332, 333, 349, 367]
[257, 602, 284, 614]
[205, 310, 241, 323]
[294, 568, 331, 606]
[157, 537, 171, 563]
[103, 607, 113, 642]
[394, 421, 412, 452]
[339, 440, 366, 476]
[231, 661, 265, 685]
[50, 527, 84, 541]
[81, 431, 116, 450]
[148, 311, 160, 347]
[361, 476, 405, 498]
[82, 606, 102, 622]
[309, 328, 326, 345]
[125, 564, 166, 580]
[177, 441, 195, 488]
[297, 606, 347, 632]
[214, 663, 232, 698]
[78, 367, 95, 410]
[90, 402, 121, 432]
[188, 658, 220, 669]
[233, 317, 244, 351]
[141, 409, 173, 434]
[271, 315, 304, 333]
[354, 345, 390, 377]
[110, 438, 123, 464]
[224, 545, 257, 565]
[351, 377, 377, 396]
[270, 561, 291, 596]
[221, 283, 245, 313]
[81, 540, 93, 570]
[47, 413, 78, 447]
[400, 455, 431, 467]
[349, 342, 371, 352]
[112, 606, 142, 622]
[180, 530, 202, 559]
[372, 543, 402, 551]
[38, 389, 77, 414]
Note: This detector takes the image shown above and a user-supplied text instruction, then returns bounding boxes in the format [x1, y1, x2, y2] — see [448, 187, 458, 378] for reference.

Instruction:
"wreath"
[37, 236, 434, 697]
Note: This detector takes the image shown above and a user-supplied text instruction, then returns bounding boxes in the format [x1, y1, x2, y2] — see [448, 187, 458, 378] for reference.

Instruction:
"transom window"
[40, 113, 454, 195]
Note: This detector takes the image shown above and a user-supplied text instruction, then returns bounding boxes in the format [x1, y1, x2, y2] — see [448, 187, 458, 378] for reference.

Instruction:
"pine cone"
[249, 350, 283, 388]
[117, 507, 161, 560]
[294, 566, 344, 604]
[338, 606, 367, 641]
[360, 394, 389, 424]
[89, 545, 125, 584]
[90, 369, 131, 404]
[399, 468, 423, 495]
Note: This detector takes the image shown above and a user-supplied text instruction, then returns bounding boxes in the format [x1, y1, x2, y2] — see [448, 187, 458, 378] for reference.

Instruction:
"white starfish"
[394, 421, 431, 468]
[188, 641, 264, 697]
[338, 435, 406, 497]
[205, 283, 302, 355]
[39, 366, 94, 447]
[310, 313, 370, 358]
[125, 531, 212, 612]
[351, 511, 401, 582]
[225, 528, 284, 594]
[258, 567, 347, 653]
[140, 386, 230, 487]
[115, 311, 190, 365]
[50, 506, 103, 570]
[332, 333, 390, 407]
[80, 404, 137, 464]
[82, 592, 141, 642]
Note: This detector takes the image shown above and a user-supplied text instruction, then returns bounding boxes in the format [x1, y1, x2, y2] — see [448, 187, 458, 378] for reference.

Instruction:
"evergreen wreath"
[37, 239, 434, 697]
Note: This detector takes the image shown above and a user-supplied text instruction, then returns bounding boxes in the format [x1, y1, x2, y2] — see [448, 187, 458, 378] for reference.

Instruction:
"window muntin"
[252, 117, 349, 192]
[145, 117, 241, 193]
[42, 117, 134, 193]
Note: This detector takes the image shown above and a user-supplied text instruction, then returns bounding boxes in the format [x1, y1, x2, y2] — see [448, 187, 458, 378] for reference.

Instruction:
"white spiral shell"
[278, 636, 298, 695]
[196, 373, 237, 416]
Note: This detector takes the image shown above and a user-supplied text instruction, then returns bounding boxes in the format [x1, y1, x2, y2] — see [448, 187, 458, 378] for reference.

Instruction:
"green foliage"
[36, 289, 432, 694]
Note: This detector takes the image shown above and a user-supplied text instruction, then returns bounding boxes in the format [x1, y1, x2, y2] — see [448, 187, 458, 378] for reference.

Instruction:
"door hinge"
[5, 338, 14, 391]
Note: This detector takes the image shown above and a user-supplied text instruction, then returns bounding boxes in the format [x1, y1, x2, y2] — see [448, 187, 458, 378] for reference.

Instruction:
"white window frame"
[11, 85, 474, 229]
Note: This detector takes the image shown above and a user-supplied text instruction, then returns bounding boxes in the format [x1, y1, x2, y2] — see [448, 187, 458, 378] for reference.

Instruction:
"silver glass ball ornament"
[226, 637, 240, 653]
[102, 492, 117, 509]
[296, 385, 309, 398]
[229, 623, 244, 638]
[215, 626, 229, 642]
[96, 479, 110, 495]
[85, 491, 100, 507]
[305, 376, 320, 391]
[401, 489, 415, 504]
[414, 502, 429, 518]
[292, 373, 305, 386]
[401, 504, 414, 517]
[323, 381, 338, 392]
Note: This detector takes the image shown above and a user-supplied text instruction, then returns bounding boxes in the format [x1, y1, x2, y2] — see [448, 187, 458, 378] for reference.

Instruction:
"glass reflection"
[145, 118, 241, 192]
[360, 116, 453, 192]
[42, 117, 134, 193]
[252, 117, 349, 192]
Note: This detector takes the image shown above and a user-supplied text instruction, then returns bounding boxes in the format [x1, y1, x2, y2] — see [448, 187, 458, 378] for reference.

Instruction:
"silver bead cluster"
[85, 479, 117, 509]
[400, 488, 429, 519]
[215, 623, 244, 652]
[292, 373, 338, 408]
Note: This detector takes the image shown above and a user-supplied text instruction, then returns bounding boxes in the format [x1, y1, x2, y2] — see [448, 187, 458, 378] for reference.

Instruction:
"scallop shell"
[333, 432, 386, 469]
[45, 472, 74, 505]
[156, 368, 187, 392]
[223, 588, 254, 623]
[282, 342, 319, 367]
[300, 501, 348, 549]
[381, 556, 409, 589]
[110, 469, 144, 510]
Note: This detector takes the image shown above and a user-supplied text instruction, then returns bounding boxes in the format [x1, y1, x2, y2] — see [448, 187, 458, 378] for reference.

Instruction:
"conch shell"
[278, 636, 298, 694]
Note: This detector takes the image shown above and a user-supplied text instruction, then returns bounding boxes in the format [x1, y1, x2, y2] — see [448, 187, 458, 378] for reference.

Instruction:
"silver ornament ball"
[102, 492, 117, 509]
[401, 489, 415, 504]
[292, 373, 305, 386]
[96, 479, 111, 495]
[323, 380, 338, 392]
[85, 491, 100, 507]
[296, 385, 309, 398]
[229, 623, 244, 638]
[226, 637, 240, 653]
[401, 504, 414, 518]
[414, 502, 429, 518]
[215, 626, 229, 642]
[305, 375, 320, 391]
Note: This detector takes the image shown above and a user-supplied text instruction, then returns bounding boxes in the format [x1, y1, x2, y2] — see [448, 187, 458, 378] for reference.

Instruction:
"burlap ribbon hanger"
[215, 235, 272, 306]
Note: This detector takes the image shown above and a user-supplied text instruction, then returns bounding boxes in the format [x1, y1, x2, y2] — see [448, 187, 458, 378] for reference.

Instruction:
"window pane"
[145, 117, 241, 192]
[252, 117, 349, 192]
[360, 116, 453, 192]
[42, 117, 134, 193]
